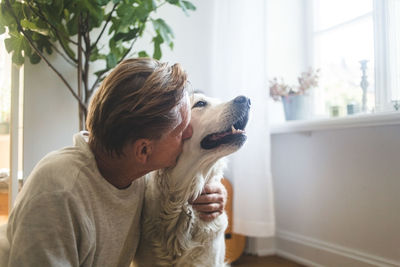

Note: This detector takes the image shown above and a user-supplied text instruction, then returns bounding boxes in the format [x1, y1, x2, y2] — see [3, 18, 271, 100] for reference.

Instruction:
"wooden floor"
[232, 254, 305, 267]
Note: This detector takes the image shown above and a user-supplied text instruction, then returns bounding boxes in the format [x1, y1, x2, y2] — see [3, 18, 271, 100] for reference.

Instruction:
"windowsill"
[270, 111, 400, 135]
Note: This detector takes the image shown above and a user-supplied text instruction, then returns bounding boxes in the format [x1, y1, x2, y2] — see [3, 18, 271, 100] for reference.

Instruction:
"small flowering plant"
[269, 68, 320, 101]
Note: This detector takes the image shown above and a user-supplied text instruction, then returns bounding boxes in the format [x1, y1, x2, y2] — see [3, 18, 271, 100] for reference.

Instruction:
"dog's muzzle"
[200, 95, 250, 150]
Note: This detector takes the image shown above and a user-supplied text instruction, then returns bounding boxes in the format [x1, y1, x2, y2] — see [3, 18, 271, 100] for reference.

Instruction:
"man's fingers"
[191, 193, 224, 205]
[201, 183, 223, 195]
[192, 203, 224, 213]
[190, 182, 227, 223]
[198, 211, 222, 222]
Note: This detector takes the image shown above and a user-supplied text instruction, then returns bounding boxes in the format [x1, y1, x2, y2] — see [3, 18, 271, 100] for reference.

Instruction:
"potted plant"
[0, 0, 196, 130]
[269, 68, 319, 121]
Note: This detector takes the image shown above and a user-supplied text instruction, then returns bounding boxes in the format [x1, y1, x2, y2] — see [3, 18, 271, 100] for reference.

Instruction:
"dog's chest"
[137, 175, 228, 267]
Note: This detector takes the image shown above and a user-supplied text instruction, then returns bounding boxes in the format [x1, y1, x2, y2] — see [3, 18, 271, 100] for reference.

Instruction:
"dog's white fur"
[134, 94, 249, 267]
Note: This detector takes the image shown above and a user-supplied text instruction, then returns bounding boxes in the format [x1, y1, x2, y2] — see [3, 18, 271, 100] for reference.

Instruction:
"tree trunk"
[77, 14, 84, 131]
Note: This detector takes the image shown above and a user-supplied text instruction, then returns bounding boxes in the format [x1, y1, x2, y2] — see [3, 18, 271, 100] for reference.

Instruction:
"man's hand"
[191, 182, 227, 222]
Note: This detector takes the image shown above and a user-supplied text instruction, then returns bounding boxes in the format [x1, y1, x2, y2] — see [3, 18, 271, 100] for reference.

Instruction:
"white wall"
[271, 125, 400, 266]
[156, 1, 215, 93]
[23, 58, 79, 175]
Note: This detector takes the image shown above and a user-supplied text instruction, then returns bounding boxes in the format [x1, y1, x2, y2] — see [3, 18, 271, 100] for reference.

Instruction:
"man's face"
[149, 94, 193, 168]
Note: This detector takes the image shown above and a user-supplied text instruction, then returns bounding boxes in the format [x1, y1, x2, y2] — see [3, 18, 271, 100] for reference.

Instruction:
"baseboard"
[245, 236, 275, 256]
[276, 230, 400, 267]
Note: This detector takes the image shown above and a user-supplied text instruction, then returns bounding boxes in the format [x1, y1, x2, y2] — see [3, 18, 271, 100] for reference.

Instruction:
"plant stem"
[77, 14, 84, 131]
[83, 12, 91, 120]
[91, 3, 117, 50]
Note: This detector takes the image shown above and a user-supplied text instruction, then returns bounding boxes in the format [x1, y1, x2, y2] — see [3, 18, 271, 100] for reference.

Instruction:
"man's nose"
[182, 124, 193, 140]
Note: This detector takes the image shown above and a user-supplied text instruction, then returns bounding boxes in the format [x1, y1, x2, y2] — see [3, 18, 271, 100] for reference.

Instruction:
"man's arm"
[191, 182, 227, 221]
[7, 192, 92, 267]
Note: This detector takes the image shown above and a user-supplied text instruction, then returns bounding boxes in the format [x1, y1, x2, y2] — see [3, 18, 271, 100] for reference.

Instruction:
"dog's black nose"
[234, 96, 251, 107]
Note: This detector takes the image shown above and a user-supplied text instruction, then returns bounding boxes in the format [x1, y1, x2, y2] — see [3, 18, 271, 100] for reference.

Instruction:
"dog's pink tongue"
[210, 131, 230, 141]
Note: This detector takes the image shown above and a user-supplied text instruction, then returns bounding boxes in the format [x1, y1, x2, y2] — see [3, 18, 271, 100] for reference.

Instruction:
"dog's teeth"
[231, 125, 245, 134]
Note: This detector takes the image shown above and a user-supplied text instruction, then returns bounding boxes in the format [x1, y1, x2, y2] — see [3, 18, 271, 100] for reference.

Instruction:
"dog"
[134, 93, 250, 267]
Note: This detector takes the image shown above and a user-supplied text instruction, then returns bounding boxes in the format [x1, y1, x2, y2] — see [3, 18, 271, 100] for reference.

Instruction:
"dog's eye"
[192, 101, 207, 109]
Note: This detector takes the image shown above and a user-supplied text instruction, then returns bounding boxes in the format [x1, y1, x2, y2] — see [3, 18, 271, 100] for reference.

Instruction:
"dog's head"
[160, 93, 250, 198]
[181, 93, 250, 164]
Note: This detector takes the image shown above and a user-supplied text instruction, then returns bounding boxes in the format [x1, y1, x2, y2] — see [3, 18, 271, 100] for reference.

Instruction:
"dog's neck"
[155, 157, 226, 203]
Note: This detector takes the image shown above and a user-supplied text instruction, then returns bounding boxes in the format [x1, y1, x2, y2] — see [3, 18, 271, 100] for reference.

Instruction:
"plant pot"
[282, 95, 311, 121]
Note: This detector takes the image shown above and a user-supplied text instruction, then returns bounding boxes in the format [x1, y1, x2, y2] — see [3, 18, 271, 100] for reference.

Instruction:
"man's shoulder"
[24, 146, 95, 194]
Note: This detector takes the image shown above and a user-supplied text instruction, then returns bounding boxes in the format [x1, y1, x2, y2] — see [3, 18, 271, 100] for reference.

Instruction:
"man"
[4, 58, 226, 266]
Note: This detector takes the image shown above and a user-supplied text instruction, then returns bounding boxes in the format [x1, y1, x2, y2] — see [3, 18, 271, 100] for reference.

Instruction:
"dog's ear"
[133, 138, 152, 164]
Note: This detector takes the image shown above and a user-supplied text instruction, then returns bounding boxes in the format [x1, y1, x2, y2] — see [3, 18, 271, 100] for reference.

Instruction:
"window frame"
[271, 0, 400, 133]
[307, 0, 400, 113]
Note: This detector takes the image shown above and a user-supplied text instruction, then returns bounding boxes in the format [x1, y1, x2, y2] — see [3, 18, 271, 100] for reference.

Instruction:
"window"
[0, 33, 11, 223]
[0, 32, 23, 223]
[310, 0, 400, 118]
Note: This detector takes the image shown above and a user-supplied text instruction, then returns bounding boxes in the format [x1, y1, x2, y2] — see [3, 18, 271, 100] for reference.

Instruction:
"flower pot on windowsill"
[282, 94, 312, 121]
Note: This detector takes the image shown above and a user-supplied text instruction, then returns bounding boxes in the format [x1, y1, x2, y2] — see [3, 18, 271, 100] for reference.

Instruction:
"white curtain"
[374, 0, 400, 109]
[207, 0, 275, 237]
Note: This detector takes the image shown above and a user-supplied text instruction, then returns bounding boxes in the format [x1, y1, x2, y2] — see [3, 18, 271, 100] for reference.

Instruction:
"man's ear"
[133, 138, 153, 164]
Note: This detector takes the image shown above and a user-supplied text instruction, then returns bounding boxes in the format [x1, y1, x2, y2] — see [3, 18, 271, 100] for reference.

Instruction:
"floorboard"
[232, 254, 306, 267]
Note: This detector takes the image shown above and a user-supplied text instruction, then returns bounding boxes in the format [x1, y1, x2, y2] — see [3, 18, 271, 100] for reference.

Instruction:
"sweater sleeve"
[7, 191, 95, 267]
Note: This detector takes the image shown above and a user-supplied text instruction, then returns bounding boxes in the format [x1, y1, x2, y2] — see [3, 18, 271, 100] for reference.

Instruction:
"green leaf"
[166, 0, 179, 4]
[58, 35, 75, 58]
[143, 0, 157, 12]
[135, 5, 151, 22]
[79, 0, 104, 22]
[94, 69, 108, 77]
[4, 33, 27, 65]
[138, 50, 149, 58]
[12, 51, 24, 65]
[114, 28, 138, 42]
[108, 17, 120, 35]
[96, 0, 110, 6]
[63, 9, 70, 20]
[182, 1, 196, 11]
[152, 34, 163, 60]
[66, 14, 79, 36]
[0, 25, 5, 35]
[90, 46, 106, 61]
[117, 3, 140, 26]
[20, 19, 50, 36]
[34, 34, 53, 55]
[166, 0, 196, 15]
[30, 52, 41, 64]
[36, 0, 53, 4]
[106, 53, 117, 69]
[152, 18, 174, 46]
[4, 34, 18, 53]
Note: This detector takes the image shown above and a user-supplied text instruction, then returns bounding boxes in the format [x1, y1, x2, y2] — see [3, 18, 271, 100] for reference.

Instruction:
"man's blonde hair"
[86, 58, 188, 156]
